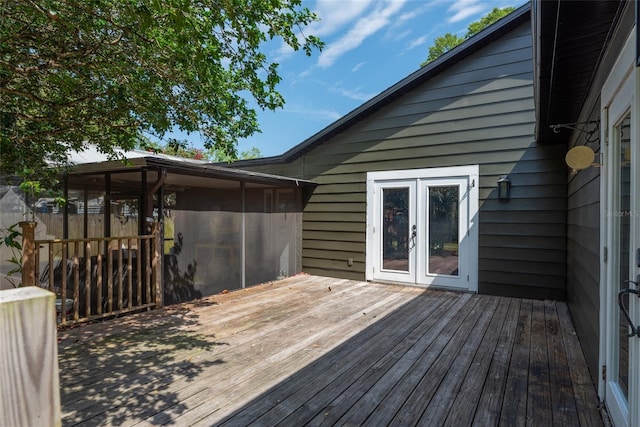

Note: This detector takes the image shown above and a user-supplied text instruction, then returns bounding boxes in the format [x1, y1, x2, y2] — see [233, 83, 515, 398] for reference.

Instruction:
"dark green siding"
[563, 5, 636, 381]
[566, 106, 601, 381]
[244, 22, 567, 299]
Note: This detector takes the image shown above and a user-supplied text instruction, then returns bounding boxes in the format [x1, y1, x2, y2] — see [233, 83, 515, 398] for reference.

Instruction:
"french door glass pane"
[382, 188, 409, 271]
[428, 186, 459, 276]
[617, 113, 631, 398]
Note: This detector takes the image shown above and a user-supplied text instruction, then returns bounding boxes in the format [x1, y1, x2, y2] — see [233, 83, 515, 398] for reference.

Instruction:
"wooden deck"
[58, 275, 604, 426]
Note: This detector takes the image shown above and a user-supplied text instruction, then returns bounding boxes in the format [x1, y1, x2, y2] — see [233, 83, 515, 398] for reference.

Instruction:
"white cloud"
[306, 0, 374, 37]
[272, 1, 373, 63]
[390, 29, 412, 42]
[351, 62, 365, 73]
[284, 106, 342, 121]
[406, 35, 428, 50]
[447, 0, 485, 23]
[333, 86, 376, 102]
[317, 0, 407, 69]
[393, 0, 445, 25]
[273, 43, 296, 62]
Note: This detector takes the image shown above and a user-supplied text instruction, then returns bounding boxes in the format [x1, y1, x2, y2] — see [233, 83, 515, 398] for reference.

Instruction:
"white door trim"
[599, 29, 639, 427]
[366, 165, 479, 292]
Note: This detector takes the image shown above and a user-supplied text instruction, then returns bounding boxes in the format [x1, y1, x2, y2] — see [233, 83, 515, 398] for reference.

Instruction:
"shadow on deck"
[58, 275, 604, 426]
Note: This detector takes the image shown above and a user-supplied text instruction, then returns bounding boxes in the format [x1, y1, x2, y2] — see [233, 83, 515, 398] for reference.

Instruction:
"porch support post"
[104, 173, 111, 238]
[241, 181, 246, 289]
[63, 174, 69, 239]
[141, 169, 147, 235]
[19, 221, 37, 286]
[151, 222, 163, 308]
[83, 187, 89, 239]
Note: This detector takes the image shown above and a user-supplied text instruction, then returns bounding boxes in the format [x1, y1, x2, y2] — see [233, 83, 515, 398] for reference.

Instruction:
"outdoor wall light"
[497, 175, 511, 201]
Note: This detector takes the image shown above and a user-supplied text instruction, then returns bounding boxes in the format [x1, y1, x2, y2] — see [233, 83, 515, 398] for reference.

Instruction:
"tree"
[238, 146, 262, 160]
[139, 138, 262, 162]
[466, 6, 516, 38]
[0, 0, 322, 186]
[421, 6, 516, 66]
[424, 33, 465, 66]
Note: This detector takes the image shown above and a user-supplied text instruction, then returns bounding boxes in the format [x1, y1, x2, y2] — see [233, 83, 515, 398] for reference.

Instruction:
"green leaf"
[1, 0, 323, 189]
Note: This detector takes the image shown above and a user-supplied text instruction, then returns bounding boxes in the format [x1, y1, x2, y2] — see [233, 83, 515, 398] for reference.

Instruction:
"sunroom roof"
[67, 145, 316, 190]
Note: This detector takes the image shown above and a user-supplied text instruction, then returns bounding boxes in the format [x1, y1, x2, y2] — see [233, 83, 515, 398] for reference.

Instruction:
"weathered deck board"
[444, 296, 512, 425]
[472, 298, 521, 426]
[57, 275, 604, 426]
[218, 290, 457, 426]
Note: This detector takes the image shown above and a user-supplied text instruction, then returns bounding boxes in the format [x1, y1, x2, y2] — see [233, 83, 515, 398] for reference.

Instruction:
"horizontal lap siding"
[563, 6, 635, 380]
[566, 105, 601, 379]
[246, 23, 568, 298]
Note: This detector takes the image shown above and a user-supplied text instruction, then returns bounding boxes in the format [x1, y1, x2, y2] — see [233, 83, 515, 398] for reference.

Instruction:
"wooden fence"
[19, 222, 163, 326]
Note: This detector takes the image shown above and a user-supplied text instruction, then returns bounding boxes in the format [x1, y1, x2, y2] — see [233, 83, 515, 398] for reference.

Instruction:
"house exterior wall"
[245, 22, 568, 299]
[565, 104, 601, 380]
[563, 5, 636, 383]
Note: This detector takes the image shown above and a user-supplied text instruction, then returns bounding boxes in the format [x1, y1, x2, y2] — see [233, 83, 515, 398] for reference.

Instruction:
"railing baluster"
[85, 241, 92, 318]
[118, 239, 123, 311]
[145, 238, 151, 306]
[97, 241, 103, 316]
[127, 238, 133, 309]
[136, 237, 142, 306]
[34, 246, 40, 287]
[48, 243, 54, 293]
[61, 243, 67, 326]
[73, 241, 79, 321]
[107, 242, 113, 314]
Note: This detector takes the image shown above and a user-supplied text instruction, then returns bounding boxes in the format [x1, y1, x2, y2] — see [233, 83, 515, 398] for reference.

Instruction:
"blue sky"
[186, 0, 521, 158]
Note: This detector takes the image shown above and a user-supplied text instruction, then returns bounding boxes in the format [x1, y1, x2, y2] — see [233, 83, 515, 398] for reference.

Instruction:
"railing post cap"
[0, 286, 54, 303]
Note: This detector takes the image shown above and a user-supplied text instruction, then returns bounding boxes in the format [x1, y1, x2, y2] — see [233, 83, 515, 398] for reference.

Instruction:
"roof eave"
[68, 156, 316, 188]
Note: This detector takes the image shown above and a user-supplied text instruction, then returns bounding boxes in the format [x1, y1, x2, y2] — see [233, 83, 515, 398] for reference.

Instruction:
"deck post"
[19, 221, 37, 287]
[151, 222, 163, 308]
[0, 287, 61, 426]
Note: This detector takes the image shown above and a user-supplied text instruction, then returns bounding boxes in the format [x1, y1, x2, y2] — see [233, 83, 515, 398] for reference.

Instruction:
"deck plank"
[557, 301, 604, 427]
[56, 275, 605, 427]
[277, 292, 464, 427]
[357, 294, 482, 426]
[417, 296, 502, 426]
[163, 285, 416, 425]
[527, 299, 553, 426]
[220, 291, 455, 426]
[333, 293, 474, 427]
[444, 296, 512, 426]
[471, 298, 520, 426]
[394, 295, 493, 425]
[545, 300, 580, 425]
[500, 298, 533, 426]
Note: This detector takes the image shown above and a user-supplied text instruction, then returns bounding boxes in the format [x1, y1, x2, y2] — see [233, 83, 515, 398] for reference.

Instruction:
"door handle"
[409, 225, 417, 249]
[618, 280, 640, 338]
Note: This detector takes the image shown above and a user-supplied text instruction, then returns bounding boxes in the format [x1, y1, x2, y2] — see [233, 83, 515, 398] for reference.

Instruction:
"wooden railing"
[19, 222, 163, 326]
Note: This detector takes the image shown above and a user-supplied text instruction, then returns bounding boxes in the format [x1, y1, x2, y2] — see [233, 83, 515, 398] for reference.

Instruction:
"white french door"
[366, 166, 478, 291]
[600, 32, 639, 427]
